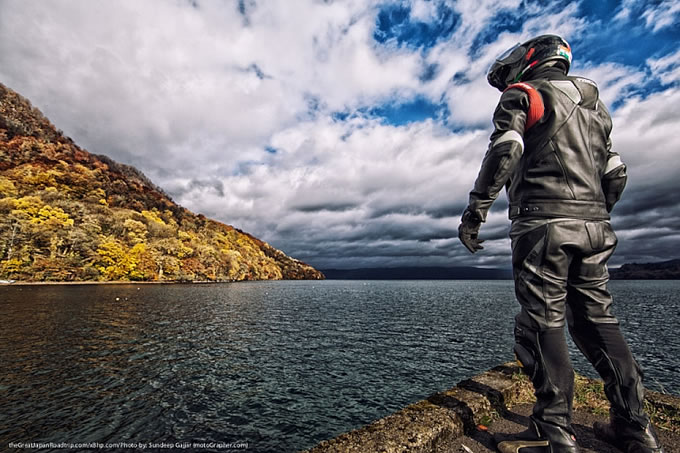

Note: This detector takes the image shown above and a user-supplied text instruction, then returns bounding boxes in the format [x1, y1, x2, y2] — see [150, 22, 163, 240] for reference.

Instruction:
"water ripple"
[1, 280, 678, 452]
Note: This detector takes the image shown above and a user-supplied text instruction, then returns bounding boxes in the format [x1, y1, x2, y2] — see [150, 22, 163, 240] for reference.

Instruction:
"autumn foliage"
[0, 82, 323, 282]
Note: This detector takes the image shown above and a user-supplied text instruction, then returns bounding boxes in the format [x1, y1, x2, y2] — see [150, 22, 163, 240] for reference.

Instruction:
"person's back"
[506, 69, 614, 220]
[458, 35, 664, 453]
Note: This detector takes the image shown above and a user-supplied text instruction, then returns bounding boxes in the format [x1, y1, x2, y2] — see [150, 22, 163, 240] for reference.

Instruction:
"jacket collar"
[524, 65, 568, 82]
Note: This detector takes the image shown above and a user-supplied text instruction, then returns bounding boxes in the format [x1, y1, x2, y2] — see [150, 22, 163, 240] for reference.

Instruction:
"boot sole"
[497, 439, 550, 453]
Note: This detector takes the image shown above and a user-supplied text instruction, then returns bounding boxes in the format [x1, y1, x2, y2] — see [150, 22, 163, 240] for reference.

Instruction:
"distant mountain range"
[609, 259, 680, 280]
[321, 266, 513, 280]
[323, 259, 680, 280]
[0, 82, 323, 282]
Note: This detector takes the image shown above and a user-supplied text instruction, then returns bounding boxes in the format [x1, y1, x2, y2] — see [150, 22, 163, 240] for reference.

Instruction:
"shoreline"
[4, 278, 679, 286]
[0, 279, 240, 286]
[0, 278, 333, 286]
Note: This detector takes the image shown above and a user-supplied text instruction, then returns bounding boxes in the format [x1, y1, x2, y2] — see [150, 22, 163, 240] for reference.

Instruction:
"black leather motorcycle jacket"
[466, 66, 627, 222]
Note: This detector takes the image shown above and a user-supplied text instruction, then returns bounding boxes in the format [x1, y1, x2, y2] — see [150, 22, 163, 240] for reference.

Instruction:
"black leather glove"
[458, 208, 484, 254]
[602, 164, 627, 213]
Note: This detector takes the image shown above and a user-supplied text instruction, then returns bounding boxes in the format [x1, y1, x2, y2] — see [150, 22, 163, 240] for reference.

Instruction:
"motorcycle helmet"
[487, 34, 572, 91]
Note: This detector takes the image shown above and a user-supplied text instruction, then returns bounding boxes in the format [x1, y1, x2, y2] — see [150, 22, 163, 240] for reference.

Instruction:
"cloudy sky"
[1, 0, 679, 270]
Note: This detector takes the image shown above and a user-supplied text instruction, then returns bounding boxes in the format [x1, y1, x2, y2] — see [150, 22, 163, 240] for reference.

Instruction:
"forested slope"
[0, 82, 323, 282]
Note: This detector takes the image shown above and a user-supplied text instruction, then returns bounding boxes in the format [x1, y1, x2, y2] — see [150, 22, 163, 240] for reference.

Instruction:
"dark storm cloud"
[292, 202, 359, 213]
[341, 221, 456, 243]
[190, 179, 226, 197]
[614, 187, 680, 217]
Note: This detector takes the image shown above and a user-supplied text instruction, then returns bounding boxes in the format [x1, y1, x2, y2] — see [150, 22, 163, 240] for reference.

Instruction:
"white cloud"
[648, 49, 680, 86]
[574, 62, 646, 107]
[614, 0, 680, 32]
[166, 115, 495, 267]
[1, 0, 679, 269]
[0, 0, 422, 169]
[409, 0, 439, 23]
[613, 0, 635, 23]
[438, 1, 588, 128]
[451, 0, 522, 39]
[444, 77, 498, 127]
[605, 86, 680, 264]
[610, 87, 680, 178]
[641, 1, 680, 32]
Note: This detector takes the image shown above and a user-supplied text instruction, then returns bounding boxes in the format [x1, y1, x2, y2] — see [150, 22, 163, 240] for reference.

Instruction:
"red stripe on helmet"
[525, 47, 535, 61]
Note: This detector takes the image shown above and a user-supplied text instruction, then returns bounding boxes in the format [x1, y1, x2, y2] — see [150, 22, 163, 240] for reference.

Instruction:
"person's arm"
[601, 138, 627, 212]
[598, 100, 627, 213]
[459, 88, 530, 253]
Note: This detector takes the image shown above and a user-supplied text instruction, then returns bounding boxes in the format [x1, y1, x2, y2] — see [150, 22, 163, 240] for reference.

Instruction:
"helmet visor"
[495, 43, 525, 64]
[487, 43, 526, 91]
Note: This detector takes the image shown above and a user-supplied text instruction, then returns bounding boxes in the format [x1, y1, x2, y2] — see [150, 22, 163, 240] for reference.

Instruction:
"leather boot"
[494, 419, 579, 453]
[593, 413, 664, 453]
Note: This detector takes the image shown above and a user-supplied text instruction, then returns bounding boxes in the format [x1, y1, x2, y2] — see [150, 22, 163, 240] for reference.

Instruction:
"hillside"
[0, 82, 323, 282]
[610, 259, 680, 280]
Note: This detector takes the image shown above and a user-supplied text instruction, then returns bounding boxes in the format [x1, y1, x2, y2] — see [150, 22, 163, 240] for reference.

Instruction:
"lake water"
[1, 280, 678, 452]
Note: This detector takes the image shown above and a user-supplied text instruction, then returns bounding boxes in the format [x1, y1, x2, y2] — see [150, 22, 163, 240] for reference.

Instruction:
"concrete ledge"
[303, 363, 680, 452]
[302, 363, 530, 453]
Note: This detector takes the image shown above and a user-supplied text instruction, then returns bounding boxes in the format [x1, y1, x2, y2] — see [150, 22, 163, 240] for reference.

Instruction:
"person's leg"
[496, 220, 579, 452]
[566, 220, 663, 453]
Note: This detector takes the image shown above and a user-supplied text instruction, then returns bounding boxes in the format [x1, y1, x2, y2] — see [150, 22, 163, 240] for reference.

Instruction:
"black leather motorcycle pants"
[510, 218, 649, 438]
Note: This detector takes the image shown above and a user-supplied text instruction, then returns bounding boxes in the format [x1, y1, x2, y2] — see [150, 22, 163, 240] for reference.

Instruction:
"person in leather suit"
[458, 35, 664, 453]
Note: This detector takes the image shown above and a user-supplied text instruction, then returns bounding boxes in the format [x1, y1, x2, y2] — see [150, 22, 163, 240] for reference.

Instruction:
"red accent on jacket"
[505, 82, 544, 131]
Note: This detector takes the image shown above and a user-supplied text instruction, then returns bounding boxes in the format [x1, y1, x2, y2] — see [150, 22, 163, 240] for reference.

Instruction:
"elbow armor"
[602, 156, 627, 212]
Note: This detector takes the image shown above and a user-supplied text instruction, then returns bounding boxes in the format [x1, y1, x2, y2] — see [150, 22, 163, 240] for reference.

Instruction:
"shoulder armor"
[550, 80, 582, 104]
[504, 82, 544, 131]
[572, 77, 599, 110]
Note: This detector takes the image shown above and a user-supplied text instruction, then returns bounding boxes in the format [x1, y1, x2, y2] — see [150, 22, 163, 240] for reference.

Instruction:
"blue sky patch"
[373, 2, 459, 49]
[332, 111, 351, 122]
[451, 70, 470, 85]
[330, 96, 447, 127]
[576, 0, 621, 19]
[419, 63, 440, 82]
[571, 21, 680, 70]
[469, 9, 524, 57]
[366, 96, 447, 125]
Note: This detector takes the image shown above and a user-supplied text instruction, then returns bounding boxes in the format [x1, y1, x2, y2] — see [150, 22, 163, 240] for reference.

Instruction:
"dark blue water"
[1, 280, 678, 452]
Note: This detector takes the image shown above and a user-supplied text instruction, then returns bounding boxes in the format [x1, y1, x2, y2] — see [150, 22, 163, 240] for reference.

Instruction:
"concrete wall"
[302, 362, 679, 453]
[302, 363, 530, 453]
